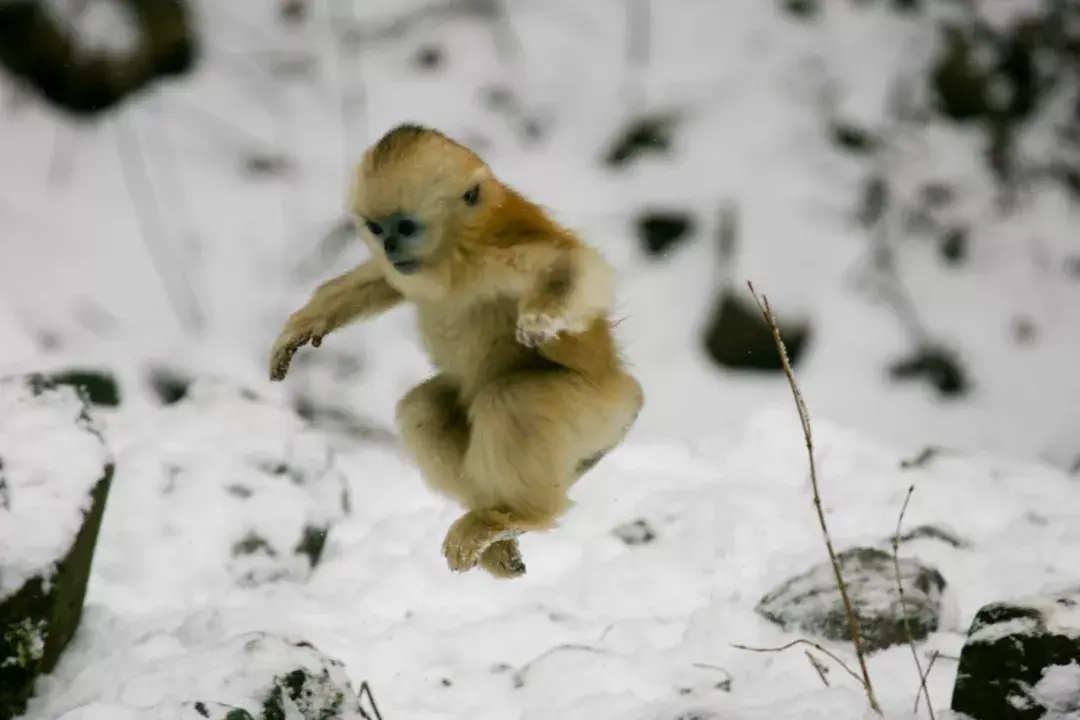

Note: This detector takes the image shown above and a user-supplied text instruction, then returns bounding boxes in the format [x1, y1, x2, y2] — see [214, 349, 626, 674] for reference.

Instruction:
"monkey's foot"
[442, 511, 522, 573]
[478, 538, 526, 579]
[516, 311, 572, 348]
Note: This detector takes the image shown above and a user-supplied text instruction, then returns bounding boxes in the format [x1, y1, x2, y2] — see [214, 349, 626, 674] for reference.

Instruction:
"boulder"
[634, 210, 696, 258]
[951, 593, 1080, 720]
[756, 547, 946, 654]
[44, 368, 121, 407]
[95, 377, 351, 592]
[0, 374, 114, 720]
[701, 289, 811, 373]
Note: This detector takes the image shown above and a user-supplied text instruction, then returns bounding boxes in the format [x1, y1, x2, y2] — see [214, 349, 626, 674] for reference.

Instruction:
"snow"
[2, 0, 1080, 718]
[1033, 662, 1080, 718]
[0, 377, 112, 600]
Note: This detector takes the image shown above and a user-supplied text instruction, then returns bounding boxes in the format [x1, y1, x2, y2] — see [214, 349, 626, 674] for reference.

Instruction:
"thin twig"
[892, 484, 935, 718]
[732, 640, 864, 688]
[357, 680, 383, 720]
[915, 650, 941, 715]
[746, 280, 882, 716]
[805, 649, 831, 687]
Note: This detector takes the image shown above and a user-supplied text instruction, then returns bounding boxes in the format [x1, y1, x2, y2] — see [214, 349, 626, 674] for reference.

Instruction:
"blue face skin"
[364, 212, 427, 274]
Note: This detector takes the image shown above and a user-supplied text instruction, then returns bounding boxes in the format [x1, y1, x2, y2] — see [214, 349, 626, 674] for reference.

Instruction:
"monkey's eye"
[364, 220, 383, 236]
[462, 184, 480, 206]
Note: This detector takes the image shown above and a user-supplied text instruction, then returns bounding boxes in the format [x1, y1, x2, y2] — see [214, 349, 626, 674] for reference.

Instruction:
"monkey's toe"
[479, 539, 526, 579]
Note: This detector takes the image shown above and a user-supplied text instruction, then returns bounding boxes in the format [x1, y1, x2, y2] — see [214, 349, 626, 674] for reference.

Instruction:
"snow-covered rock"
[50, 631, 366, 720]
[756, 546, 948, 654]
[951, 592, 1080, 720]
[0, 373, 114, 720]
[90, 377, 351, 605]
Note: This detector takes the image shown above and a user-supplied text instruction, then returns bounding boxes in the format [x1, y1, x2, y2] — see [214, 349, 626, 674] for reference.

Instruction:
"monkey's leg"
[444, 369, 629, 572]
[395, 374, 526, 578]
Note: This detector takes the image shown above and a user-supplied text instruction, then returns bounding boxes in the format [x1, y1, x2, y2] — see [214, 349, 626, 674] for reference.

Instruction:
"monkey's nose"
[383, 236, 400, 254]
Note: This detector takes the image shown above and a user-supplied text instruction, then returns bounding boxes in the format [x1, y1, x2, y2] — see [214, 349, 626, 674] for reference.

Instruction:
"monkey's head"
[349, 124, 502, 283]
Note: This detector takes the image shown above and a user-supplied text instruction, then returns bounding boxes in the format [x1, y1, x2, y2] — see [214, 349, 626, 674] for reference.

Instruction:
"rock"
[414, 43, 445, 71]
[829, 121, 878, 155]
[888, 343, 969, 398]
[634, 210, 696, 258]
[895, 523, 970, 549]
[602, 112, 678, 169]
[701, 289, 811, 373]
[146, 365, 192, 405]
[0, 374, 114, 720]
[756, 547, 947, 654]
[45, 368, 120, 407]
[67, 632, 368, 720]
[612, 518, 657, 546]
[96, 377, 350, 592]
[780, 0, 819, 21]
[951, 593, 1080, 720]
[939, 225, 969, 266]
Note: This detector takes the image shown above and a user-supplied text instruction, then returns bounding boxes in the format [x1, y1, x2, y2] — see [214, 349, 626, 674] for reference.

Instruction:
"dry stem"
[893, 484, 936, 718]
[733, 639, 865, 688]
[746, 281, 882, 715]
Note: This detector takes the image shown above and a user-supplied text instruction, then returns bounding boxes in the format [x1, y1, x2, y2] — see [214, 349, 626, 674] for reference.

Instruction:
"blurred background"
[1, 0, 1078, 469]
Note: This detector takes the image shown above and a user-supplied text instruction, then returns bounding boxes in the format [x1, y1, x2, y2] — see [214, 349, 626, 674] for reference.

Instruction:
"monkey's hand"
[515, 308, 576, 348]
[269, 309, 330, 381]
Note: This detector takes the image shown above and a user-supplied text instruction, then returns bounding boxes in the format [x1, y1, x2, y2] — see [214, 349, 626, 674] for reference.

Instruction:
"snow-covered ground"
[2, 0, 1079, 718]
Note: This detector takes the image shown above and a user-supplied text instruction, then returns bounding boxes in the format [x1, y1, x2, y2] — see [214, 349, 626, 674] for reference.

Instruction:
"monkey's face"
[350, 128, 493, 282]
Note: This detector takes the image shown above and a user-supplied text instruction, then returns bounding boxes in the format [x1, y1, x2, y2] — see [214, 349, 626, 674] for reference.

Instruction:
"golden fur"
[270, 124, 643, 578]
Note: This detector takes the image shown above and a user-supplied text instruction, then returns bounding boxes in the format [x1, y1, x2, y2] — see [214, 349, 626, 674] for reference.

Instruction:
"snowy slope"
[2, 0, 1080, 718]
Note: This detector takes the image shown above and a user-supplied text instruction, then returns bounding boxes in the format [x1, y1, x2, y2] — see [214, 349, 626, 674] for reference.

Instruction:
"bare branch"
[732, 640, 864, 689]
[892, 484, 936, 719]
[745, 280, 882, 715]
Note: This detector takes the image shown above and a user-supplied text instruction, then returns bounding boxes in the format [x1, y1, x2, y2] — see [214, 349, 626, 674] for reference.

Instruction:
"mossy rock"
[951, 594, 1080, 719]
[0, 375, 114, 720]
[756, 546, 947, 654]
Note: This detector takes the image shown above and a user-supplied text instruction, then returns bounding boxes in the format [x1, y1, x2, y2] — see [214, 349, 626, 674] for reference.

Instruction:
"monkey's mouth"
[392, 259, 422, 274]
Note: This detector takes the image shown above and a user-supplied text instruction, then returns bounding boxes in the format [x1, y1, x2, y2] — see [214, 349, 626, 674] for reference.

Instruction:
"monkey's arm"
[500, 242, 615, 347]
[269, 259, 404, 381]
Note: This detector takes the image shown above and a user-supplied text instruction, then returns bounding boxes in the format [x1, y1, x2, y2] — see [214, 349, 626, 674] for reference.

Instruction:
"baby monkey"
[269, 124, 643, 578]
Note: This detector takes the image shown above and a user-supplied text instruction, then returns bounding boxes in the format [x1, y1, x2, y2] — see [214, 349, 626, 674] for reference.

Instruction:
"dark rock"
[243, 153, 292, 177]
[857, 175, 888, 228]
[603, 113, 678, 169]
[701, 289, 811, 373]
[780, 0, 819, 21]
[939, 226, 969, 266]
[951, 593, 1080, 720]
[45, 368, 120, 407]
[896, 524, 971, 549]
[146, 365, 191, 405]
[888, 343, 969, 398]
[612, 518, 656, 546]
[830, 121, 878, 155]
[756, 546, 947, 654]
[293, 394, 396, 446]
[0, 376, 114, 720]
[931, 26, 992, 122]
[414, 43, 445, 71]
[635, 210, 696, 258]
[279, 0, 307, 24]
